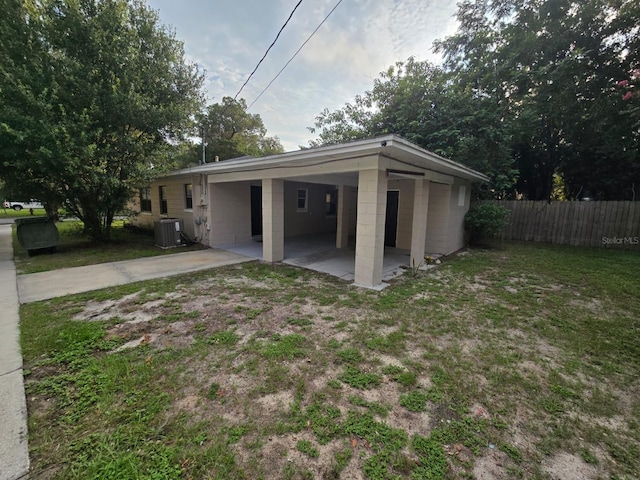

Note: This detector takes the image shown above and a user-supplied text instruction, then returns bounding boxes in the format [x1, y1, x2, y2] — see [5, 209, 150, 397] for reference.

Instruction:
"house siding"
[129, 177, 197, 239]
[209, 181, 252, 246]
[284, 181, 338, 237]
[424, 182, 451, 254]
[128, 196, 154, 229]
[130, 175, 472, 256]
[447, 178, 471, 253]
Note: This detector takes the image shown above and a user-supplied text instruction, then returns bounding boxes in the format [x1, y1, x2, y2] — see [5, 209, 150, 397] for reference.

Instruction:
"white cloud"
[146, 0, 460, 151]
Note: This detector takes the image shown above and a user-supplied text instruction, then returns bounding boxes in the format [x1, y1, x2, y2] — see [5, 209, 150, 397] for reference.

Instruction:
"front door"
[385, 190, 399, 247]
[251, 185, 262, 237]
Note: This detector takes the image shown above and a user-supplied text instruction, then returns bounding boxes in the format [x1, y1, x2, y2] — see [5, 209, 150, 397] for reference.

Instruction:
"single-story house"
[130, 134, 489, 289]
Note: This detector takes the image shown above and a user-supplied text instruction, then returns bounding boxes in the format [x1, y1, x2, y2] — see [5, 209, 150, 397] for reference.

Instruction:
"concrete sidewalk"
[0, 225, 29, 480]
[18, 248, 253, 304]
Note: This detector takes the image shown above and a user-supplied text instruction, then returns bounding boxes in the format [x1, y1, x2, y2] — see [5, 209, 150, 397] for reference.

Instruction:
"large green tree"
[0, 0, 203, 239]
[198, 97, 284, 162]
[309, 0, 639, 200]
[308, 58, 517, 197]
[436, 0, 640, 200]
[0, 0, 61, 209]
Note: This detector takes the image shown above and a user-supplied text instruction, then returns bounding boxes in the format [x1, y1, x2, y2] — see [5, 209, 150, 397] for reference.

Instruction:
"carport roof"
[159, 134, 490, 183]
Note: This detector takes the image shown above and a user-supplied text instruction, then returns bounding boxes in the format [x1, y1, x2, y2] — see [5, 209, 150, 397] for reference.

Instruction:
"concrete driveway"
[18, 248, 253, 304]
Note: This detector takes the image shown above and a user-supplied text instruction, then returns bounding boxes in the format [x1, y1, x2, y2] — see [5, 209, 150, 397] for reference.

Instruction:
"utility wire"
[233, 0, 304, 100]
[203, 0, 303, 154]
[247, 0, 344, 110]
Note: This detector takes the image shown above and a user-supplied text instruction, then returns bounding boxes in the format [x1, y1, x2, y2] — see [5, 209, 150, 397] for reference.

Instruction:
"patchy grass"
[13, 220, 206, 274]
[20, 242, 640, 479]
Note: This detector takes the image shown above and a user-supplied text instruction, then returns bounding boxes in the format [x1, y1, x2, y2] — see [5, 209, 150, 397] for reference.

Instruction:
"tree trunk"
[44, 203, 60, 222]
[78, 206, 111, 241]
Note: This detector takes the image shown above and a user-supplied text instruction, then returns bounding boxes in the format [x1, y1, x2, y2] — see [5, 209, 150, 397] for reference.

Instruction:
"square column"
[410, 179, 430, 266]
[336, 184, 350, 249]
[262, 178, 284, 262]
[354, 169, 387, 288]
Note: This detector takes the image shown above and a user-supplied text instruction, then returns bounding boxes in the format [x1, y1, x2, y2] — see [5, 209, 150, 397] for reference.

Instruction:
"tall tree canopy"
[0, 0, 204, 239]
[309, 0, 640, 200]
[309, 58, 517, 197]
[198, 97, 284, 162]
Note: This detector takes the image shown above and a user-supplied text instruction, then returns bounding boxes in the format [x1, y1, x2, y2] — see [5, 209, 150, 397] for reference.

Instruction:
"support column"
[336, 184, 350, 249]
[354, 169, 387, 288]
[410, 179, 430, 266]
[262, 178, 284, 262]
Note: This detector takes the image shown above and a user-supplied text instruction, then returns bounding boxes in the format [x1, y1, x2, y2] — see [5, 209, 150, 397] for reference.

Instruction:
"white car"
[3, 200, 44, 211]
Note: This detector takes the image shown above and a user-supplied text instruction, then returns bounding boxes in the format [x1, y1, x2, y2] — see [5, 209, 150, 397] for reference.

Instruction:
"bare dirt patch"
[543, 451, 602, 480]
[473, 450, 512, 479]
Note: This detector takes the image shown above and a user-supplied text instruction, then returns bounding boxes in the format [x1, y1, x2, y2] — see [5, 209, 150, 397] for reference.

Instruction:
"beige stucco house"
[130, 135, 489, 289]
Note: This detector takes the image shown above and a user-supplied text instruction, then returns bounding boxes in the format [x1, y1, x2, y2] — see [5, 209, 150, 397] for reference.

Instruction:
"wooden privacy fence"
[487, 201, 640, 248]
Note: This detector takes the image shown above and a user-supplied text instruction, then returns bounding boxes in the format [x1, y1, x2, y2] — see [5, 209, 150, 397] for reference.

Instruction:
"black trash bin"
[15, 216, 60, 255]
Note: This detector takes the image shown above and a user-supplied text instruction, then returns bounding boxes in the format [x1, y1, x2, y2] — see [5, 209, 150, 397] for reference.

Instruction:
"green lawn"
[13, 220, 206, 274]
[20, 243, 640, 479]
[0, 207, 47, 217]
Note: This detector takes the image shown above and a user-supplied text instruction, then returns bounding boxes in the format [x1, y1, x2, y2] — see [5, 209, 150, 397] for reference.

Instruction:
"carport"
[204, 135, 488, 289]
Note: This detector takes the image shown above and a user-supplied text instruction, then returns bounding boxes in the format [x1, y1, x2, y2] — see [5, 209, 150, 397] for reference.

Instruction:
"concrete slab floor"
[218, 232, 339, 260]
[284, 246, 412, 283]
[218, 233, 441, 285]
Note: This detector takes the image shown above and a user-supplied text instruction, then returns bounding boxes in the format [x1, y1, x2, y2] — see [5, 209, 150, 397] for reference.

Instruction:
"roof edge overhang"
[383, 136, 490, 182]
[153, 134, 490, 184]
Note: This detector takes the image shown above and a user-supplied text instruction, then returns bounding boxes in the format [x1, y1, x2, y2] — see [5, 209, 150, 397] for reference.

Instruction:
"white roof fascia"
[383, 136, 490, 182]
[159, 134, 489, 184]
[207, 153, 381, 184]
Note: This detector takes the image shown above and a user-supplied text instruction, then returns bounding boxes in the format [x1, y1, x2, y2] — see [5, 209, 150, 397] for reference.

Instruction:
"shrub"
[465, 203, 509, 245]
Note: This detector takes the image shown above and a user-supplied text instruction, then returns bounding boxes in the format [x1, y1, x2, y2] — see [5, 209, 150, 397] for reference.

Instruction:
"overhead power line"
[247, 0, 345, 110]
[233, 0, 304, 100]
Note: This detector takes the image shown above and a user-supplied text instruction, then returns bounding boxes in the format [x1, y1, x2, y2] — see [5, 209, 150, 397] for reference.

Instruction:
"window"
[184, 183, 193, 209]
[297, 188, 308, 212]
[458, 185, 467, 207]
[140, 188, 151, 212]
[325, 189, 337, 216]
[159, 186, 168, 214]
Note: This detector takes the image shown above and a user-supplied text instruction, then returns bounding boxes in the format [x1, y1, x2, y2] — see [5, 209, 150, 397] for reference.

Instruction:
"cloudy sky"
[145, 0, 460, 151]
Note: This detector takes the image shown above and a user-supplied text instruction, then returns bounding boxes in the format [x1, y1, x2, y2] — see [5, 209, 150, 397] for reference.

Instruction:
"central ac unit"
[154, 218, 185, 248]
